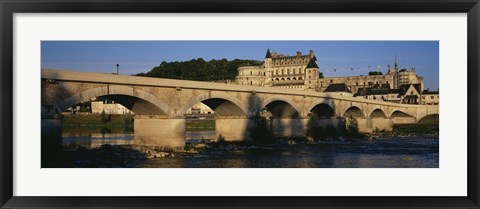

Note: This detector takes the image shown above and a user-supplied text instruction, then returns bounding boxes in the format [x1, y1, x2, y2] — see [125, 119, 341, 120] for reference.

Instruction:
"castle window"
[330, 80, 333, 83]
[250, 71, 252, 75]
[309, 76, 311, 79]
[431, 96, 434, 99]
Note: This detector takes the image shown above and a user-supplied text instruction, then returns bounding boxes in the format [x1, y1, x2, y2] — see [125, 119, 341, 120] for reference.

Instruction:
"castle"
[236, 49, 320, 90]
[236, 49, 438, 105]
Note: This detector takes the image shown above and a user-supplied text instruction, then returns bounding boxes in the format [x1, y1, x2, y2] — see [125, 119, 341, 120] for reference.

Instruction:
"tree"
[100, 110, 110, 124]
[345, 114, 359, 137]
[249, 116, 273, 144]
[135, 58, 262, 81]
[319, 71, 324, 78]
[306, 114, 322, 140]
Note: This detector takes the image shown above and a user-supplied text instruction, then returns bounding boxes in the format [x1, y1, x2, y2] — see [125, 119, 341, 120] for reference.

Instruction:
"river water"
[62, 127, 439, 168]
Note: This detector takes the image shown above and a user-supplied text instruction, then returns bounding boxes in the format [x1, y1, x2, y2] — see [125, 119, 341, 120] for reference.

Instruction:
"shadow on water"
[43, 144, 148, 168]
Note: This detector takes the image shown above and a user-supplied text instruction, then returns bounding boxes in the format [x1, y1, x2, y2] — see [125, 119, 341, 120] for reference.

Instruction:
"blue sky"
[41, 41, 439, 90]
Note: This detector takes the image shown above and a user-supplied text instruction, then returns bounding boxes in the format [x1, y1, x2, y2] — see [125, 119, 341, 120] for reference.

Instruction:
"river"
[61, 127, 439, 168]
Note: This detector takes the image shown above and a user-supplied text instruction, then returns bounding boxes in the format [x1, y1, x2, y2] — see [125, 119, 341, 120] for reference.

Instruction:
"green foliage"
[345, 114, 360, 137]
[393, 124, 439, 135]
[368, 71, 383, 75]
[249, 116, 274, 144]
[135, 58, 262, 81]
[319, 71, 324, 78]
[325, 125, 338, 138]
[122, 114, 134, 126]
[306, 114, 323, 140]
[184, 142, 195, 151]
[186, 119, 215, 131]
[100, 110, 111, 124]
[216, 134, 227, 144]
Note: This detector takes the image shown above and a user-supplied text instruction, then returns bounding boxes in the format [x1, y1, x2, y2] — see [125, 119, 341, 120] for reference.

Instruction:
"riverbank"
[63, 114, 134, 127]
[365, 124, 439, 140]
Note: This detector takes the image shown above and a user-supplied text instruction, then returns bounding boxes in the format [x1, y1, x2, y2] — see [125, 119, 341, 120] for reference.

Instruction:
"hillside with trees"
[135, 58, 263, 81]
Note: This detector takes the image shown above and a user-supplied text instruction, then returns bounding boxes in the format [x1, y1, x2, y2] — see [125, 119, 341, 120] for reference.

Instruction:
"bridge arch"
[390, 110, 414, 118]
[261, 95, 302, 118]
[56, 85, 171, 115]
[343, 106, 365, 118]
[369, 108, 388, 118]
[417, 114, 439, 124]
[180, 91, 248, 116]
[307, 98, 336, 118]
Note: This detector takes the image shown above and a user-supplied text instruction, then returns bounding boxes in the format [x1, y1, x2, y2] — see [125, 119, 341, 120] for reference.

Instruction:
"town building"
[236, 49, 320, 90]
[421, 90, 440, 105]
[317, 56, 424, 93]
[91, 100, 132, 114]
[236, 49, 434, 105]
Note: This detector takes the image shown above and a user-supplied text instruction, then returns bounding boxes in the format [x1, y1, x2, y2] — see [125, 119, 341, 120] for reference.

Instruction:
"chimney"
[296, 51, 302, 57]
[309, 50, 314, 57]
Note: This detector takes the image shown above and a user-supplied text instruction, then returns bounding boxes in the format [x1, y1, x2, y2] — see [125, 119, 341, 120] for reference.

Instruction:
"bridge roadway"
[41, 69, 439, 149]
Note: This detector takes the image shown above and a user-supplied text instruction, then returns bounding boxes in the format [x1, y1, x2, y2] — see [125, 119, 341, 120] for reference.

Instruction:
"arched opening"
[391, 111, 413, 118]
[198, 98, 247, 116]
[310, 103, 335, 118]
[59, 95, 165, 150]
[344, 106, 365, 118]
[264, 101, 300, 118]
[56, 86, 170, 116]
[97, 95, 165, 115]
[390, 110, 416, 124]
[370, 109, 387, 118]
[417, 114, 439, 124]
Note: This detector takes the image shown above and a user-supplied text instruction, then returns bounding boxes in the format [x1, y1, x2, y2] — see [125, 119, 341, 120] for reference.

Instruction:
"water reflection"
[62, 126, 133, 149]
[142, 138, 439, 168]
[62, 126, 439, 168]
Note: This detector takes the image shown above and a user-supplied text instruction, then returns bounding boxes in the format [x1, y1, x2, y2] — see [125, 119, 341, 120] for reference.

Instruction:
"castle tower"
[304, 56, 320, 90]
[263, 49, 273, 86]
[264, 48, 273, 68]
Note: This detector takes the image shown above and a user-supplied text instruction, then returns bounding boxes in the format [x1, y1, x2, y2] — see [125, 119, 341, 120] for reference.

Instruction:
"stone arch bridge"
[41, 69, 439, 149]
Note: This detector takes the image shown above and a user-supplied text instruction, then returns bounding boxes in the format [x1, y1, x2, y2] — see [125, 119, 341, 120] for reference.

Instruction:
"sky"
[41, 41, 439, 90]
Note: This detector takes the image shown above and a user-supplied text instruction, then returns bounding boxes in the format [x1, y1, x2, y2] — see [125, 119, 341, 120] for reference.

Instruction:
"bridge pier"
[215, 118, 255, 141]
[271, 118, 307, 138]
[134, 116, 186, 150]
[41, 105, 63, 166]
[356, 118, 393, 133]
[317, 117, 344, 129]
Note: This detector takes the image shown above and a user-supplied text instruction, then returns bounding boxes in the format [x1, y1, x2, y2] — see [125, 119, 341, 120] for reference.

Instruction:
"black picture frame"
[1, 0, 479, 208]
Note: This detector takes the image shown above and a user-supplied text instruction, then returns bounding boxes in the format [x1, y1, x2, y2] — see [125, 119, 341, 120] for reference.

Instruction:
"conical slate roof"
[265, 49, 272, 58]
[306, 57, 319, 68]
